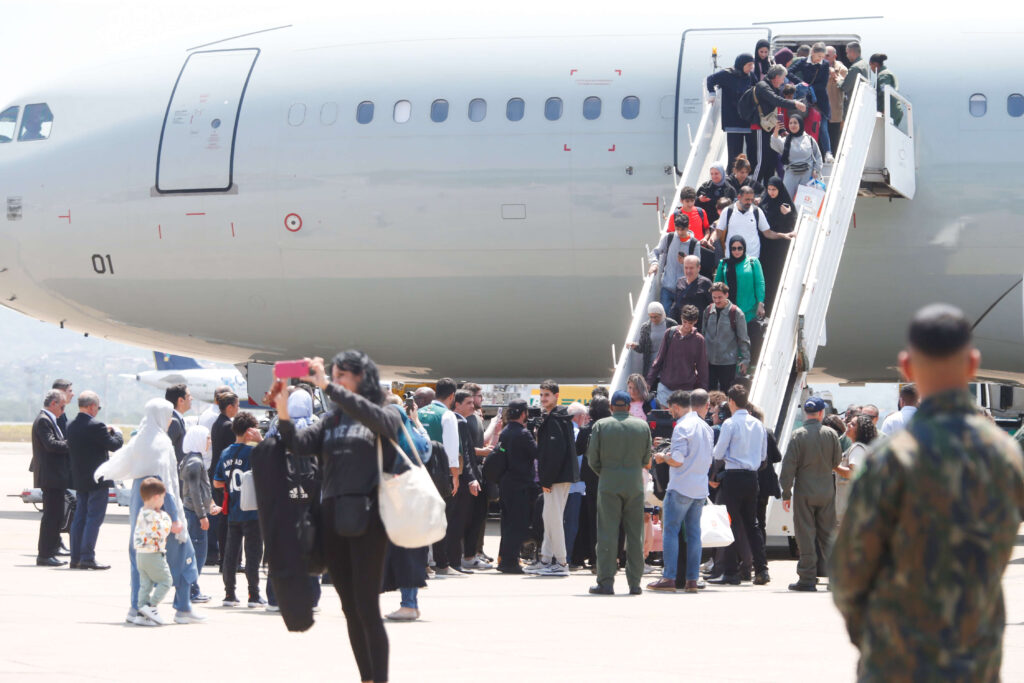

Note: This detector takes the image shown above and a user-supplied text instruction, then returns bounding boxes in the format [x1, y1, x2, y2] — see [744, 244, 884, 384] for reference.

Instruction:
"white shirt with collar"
[42, 408, 64, 438]
[432, 400, 461, 469]
[880, 405, 918, 437]
[713, 409, 767, 471]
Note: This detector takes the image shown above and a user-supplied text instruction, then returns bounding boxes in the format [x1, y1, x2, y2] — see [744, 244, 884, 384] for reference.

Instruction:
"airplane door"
[675, 28, 770, 169]
[156, 48, 259, 193]
[882, 85, 915, 199]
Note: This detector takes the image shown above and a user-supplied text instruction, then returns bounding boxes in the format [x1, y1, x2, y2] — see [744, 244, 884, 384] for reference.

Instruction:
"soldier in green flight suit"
[832, 304, 1024, 682]
[586, 390, 652, 596]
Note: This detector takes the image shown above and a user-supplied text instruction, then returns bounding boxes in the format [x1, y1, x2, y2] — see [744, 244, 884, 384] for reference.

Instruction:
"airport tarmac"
[2, 440, 1023, 682]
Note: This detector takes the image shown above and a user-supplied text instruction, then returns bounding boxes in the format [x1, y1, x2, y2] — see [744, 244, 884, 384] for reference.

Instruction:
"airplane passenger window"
[356, 101, 375, 124]
[621, 96, 640, 120]
[469, 98, 486, 122]
[583, 96, 601, 120]
[969, 94, 987, 118]
[18, 103, 52, 141]
[506, 98, 525, 122]
[431, 99, 449, 122]
[1008, 94, 1024, 118]
[288, 103, 306, 126]
[0, 106, 17, 143]
[394, 100, 411, 123]
[321, 102, 338, 125]
[544, 97, 562, 121]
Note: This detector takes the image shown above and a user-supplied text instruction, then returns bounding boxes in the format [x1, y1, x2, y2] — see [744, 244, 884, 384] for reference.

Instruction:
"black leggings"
[322, 496, 389, 683]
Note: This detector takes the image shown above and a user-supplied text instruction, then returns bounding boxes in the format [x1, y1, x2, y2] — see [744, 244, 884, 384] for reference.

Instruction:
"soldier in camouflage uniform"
[831, 304, 1024, 682]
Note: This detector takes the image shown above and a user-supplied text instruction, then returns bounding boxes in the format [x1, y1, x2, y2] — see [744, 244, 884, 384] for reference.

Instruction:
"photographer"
[524, 381, 579, 577]
[495, 400, 539, 574]
[273, 353, 399, 683]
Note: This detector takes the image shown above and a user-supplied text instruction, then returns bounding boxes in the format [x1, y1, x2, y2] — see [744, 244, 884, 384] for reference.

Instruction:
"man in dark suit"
[29, 379, 73, 488]
[209, 391, 239, 567]
[165, 383, 192, 464]
[34, 389, 70, 566]
[67, 391, 124, 570]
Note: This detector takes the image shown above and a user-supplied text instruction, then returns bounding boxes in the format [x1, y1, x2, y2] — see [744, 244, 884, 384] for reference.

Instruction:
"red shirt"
[670, 206, 710, 241]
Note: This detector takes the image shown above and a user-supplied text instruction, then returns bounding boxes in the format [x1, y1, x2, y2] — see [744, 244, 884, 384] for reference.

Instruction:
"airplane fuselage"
[0, 16, 1020, 382]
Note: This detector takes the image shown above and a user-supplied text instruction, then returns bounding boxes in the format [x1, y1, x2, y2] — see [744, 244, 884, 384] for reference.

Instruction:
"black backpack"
[426, 440, 453, 499]
[737, 85, 759, 125]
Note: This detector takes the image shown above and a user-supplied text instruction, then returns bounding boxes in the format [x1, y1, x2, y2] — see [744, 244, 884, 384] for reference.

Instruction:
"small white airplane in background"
[127, 351, 249, 404]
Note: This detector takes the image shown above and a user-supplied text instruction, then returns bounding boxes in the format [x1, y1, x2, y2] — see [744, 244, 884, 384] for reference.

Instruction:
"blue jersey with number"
[213, 443, 258, 522]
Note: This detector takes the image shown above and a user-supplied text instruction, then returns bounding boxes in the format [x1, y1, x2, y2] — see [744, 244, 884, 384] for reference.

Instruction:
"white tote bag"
[239, 470, 258, 511]
[700, 499, 734, 548]
[376, 424, 447, 548]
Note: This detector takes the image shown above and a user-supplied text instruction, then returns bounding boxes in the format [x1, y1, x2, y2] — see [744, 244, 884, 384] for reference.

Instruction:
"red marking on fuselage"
[570, 69, 577, 76]
[231, 222, 236, 237]
[158, 224, 162, 240]
[58, 211, 71, 223]
[185, 212, 206, 216]
[563, 144, 571, 151]
[608, 144, 616, 152]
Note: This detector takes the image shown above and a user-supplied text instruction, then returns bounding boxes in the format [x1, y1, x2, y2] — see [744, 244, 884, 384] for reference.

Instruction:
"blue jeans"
[662, 491, 703, 581]
[129, 478, 197, 613]
[70, 488, 108, 564]
[400, 587, 418, 610]
[184, 509, 208, 597]
[659, 286, 675, 317]
[562, 492, 583, 562]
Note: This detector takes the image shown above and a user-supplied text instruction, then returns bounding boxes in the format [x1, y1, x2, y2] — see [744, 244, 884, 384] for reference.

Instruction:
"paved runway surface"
[2, 441, 1023, 681]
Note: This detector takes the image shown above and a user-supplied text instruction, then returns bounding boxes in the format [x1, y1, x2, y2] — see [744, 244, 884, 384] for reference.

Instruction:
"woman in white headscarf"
[95, 398, 202, 625]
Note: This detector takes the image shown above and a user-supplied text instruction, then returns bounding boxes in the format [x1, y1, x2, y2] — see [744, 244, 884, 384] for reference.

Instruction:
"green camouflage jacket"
[831, 388, 1024, 682]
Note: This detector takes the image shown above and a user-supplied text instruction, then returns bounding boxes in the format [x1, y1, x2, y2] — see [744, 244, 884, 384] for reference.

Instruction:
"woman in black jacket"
[275, 352, 399, 683]
[757, 177, 796, 309]
[705, 53, 756, 170]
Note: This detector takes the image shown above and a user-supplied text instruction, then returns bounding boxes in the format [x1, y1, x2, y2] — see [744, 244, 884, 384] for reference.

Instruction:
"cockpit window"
[18, 103, 52, 141]
[0, 106, 17, 143]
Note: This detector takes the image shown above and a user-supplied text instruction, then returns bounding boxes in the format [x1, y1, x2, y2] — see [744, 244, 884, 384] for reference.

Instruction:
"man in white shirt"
[648, 389, 714, 593]
[418, 378, 463, 574]
[880, 384, 919, 437]
[711, 186, 793, 260]
[709, 384, 770, 586]
[198, 385, 233, 431]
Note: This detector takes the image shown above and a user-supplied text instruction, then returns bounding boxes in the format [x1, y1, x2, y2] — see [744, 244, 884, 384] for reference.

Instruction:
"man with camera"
[524, 381, 579, 577]
[494, 400, 539, 573]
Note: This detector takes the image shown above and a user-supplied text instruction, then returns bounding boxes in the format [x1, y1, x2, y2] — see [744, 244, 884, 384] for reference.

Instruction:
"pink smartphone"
[274, 359, 310, 379]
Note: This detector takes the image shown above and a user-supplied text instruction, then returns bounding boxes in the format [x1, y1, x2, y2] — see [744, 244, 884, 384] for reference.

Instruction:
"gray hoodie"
[702, 302, 751, 367]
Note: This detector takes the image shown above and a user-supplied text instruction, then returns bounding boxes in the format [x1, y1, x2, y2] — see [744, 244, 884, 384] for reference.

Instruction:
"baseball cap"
[611, 390, 631, 407]
[803, 396, 827, 413]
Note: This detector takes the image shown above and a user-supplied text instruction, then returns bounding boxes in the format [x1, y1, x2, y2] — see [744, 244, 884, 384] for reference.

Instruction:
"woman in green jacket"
[714, 235, 765, 323]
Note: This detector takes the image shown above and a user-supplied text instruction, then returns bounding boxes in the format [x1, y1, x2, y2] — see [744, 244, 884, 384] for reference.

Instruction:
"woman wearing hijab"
[753, 39, 773, 82]
[180, 424, 219, 604]
[705, 53, 757, 169]
[771, 114, 823, 198]
[265, 388, 322, 615]
[714, 235, 766, 349]
[696, 163, 737, 223]
[274, 352, 400, 683]
[95, 398, 202, 626]
[757, 177, 796, 308]
[381, 393, 432, 622]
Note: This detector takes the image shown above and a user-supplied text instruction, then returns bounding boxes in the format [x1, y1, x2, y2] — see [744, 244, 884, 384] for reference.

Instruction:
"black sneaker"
[223, 594, 240, 607]
[707, 574, 742, 586]
[753, 571, 771, 586]
[788, 582, 817, 592]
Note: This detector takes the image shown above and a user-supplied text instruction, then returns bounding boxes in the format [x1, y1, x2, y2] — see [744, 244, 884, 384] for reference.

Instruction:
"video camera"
[526, 406, 544, 433]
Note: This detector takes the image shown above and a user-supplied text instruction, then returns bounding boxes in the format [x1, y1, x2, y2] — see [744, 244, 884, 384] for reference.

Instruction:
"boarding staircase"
[610, 77, 904, 537]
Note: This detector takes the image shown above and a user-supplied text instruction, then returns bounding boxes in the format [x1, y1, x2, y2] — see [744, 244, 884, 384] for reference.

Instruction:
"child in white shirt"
[134, 477, 173, 626]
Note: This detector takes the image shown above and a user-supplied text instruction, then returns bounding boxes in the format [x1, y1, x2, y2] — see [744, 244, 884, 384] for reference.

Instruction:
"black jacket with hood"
[536, 406, 580, 488]
[705, 54, 756, 131]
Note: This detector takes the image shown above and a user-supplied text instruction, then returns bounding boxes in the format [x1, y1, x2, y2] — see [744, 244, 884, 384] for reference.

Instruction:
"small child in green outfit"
[134, 477, 173, 626]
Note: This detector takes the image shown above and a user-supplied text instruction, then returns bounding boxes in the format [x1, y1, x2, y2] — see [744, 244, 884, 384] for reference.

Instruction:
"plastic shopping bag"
[700, 500, 734, 548]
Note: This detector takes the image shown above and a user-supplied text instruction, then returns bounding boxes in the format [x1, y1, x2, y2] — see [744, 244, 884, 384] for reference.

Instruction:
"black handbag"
[332, 494, 373, 537]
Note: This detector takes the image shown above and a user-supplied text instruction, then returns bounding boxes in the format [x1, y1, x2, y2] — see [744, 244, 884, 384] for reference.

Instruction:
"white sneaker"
[132, 614, 158, 627]
[125, 608, 138, 624]
[461, 557, 493, 570]
[540, 562, 570, 577]
[643, 564, 659, 575]
[524, 557, 548, 573]
[312, 605, 321, 613]
[265, 604, 281, 613]
[174, 610, 206, 624]
[138, 605, 165, 626]
[824, 152, 835, 164]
